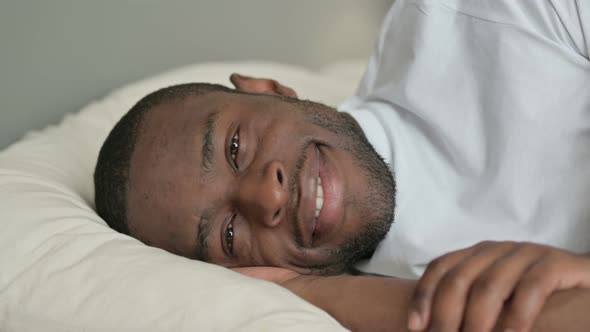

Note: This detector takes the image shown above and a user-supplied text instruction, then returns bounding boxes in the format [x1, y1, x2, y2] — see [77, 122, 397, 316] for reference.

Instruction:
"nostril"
[273, 209, 281, 220]
[277, 169, 283, 185]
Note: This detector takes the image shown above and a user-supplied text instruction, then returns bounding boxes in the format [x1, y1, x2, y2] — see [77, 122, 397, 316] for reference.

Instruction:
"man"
[94, 0, 590, 331]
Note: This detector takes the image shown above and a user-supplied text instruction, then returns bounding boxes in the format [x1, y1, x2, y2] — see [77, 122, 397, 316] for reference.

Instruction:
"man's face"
[127, 89, 395, 275]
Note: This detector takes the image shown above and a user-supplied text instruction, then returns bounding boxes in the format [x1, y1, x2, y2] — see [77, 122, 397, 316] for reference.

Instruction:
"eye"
[229, 129, 240, 169]
[224, 214, 235, 256]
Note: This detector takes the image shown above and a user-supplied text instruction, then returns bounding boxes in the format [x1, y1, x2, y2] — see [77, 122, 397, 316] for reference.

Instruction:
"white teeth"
[315, 176, 324, 218]
[315, 198, 323, 218]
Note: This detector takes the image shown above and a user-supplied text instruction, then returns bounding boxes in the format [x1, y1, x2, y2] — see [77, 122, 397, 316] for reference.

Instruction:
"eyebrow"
[195, 111, 220, 261]
[195, 207, 212, 261]
[201, 111, 220, 174]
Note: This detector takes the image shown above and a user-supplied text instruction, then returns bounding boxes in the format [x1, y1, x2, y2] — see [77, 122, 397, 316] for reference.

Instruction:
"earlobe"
[229, 73, 298, 98]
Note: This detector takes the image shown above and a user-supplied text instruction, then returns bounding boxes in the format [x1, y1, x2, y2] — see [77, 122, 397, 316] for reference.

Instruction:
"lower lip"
[313, 146, 343, 243]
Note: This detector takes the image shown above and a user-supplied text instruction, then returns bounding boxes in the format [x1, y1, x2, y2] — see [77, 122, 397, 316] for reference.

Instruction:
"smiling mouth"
[295, 141, 343, 249]
[310, 146, 325, 245]
[294, 142, 320, 248]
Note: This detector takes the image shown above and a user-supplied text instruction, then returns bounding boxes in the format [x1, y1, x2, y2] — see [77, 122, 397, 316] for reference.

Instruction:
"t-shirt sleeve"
[549, 0, 590, 59]
[353, 0, 590, 102]
[469, 0, 590, 61]
[352, 0, 399, 99]
[404, 0, 590, 61]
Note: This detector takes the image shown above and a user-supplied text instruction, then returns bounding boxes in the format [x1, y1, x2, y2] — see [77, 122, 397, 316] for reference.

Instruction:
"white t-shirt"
[339, 0, 590, 279]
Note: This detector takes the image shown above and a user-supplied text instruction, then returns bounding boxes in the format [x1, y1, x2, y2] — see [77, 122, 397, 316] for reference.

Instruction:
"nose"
[237, 160, 288, 227]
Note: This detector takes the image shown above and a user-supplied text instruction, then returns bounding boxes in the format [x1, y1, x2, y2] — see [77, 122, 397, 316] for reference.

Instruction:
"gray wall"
[0, 1, 391, 150]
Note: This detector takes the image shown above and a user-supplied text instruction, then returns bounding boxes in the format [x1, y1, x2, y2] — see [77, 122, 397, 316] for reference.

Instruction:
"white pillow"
[0, 60, 365, 331]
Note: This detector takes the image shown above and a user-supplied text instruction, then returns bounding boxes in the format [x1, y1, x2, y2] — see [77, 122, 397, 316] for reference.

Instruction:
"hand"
[407, 241, 590, 332]
[229, 73, 298, 97]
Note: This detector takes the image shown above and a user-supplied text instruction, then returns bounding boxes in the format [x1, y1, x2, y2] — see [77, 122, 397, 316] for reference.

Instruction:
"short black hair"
[94, 83, 234, 234]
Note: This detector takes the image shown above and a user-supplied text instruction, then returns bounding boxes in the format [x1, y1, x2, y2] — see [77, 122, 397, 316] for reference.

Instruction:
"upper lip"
[295, 144, 320, 247]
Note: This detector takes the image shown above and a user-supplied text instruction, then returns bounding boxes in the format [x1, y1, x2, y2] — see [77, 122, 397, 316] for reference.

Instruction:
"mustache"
[286, 137, 315, 249]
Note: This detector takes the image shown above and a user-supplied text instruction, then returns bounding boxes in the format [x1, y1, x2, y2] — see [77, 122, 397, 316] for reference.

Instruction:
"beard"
[292, 98, 397, 275]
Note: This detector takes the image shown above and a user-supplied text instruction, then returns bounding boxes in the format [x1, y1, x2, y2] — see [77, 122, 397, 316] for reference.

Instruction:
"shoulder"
[406, 0, 589, 59]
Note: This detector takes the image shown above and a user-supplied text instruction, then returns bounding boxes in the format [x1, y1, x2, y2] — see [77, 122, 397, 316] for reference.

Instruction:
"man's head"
[94, 74, 396, 275]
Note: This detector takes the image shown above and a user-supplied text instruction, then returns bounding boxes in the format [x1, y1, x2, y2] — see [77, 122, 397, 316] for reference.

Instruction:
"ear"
[230, 73, 298, 98]
[232, 266, 301, 284]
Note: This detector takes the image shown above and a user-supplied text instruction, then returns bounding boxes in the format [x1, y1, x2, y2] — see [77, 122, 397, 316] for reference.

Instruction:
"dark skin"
[255, 271, 590, 332]
[238, 241, 590, 332]
[127, 74, 394, 275]
[126, 74, 590, 331]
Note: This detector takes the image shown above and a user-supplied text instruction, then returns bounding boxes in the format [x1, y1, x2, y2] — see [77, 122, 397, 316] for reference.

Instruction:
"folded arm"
[235, 244, 590, 332]
[235, 266, 415, 331]
[277, 272, 590, 332]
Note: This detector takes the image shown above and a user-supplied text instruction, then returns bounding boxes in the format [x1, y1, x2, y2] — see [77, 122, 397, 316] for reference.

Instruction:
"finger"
[408, 241, 491, 331]
[230, 73, 247, 82]
[427, 241, 517, 332]
[229, 73, 298, 97]
[462, 244, 545, 332]
[408, 247, 473, 330]
[276, 83, 298, 98]
[498, 259, 560, 332]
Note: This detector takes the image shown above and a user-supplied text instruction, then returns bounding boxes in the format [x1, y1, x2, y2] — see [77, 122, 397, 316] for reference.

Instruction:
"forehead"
[125, 91, 283, 254]
[130, 90, 276, 179]
[126, 92, 228, 250]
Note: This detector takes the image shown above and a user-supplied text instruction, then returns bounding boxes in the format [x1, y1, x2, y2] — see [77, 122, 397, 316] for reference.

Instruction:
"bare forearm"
[527, 288, 590, 332]
[282, 275, 416, 332]
[523, 251, 590, 331]
[284, 274, 590, 332]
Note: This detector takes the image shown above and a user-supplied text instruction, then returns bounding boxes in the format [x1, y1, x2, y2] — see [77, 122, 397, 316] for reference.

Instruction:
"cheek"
[245, 226, 297, 267]
[257, 121, 313, 161]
